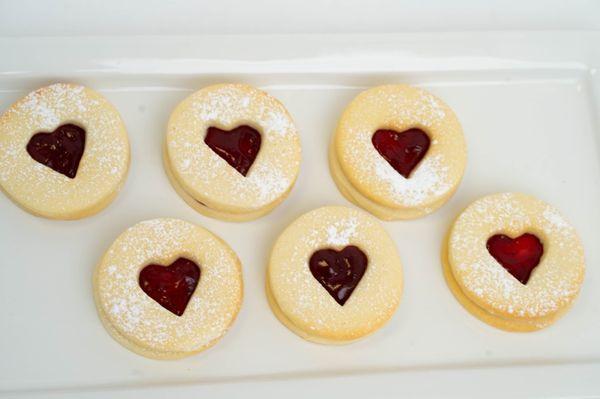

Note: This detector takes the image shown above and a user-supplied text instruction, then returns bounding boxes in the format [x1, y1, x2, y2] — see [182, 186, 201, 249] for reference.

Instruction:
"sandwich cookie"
[0, 83, 129, 219]
[443, 193, 585, 331]
[94, 218, 243, 359]
[267, 206, 403, 344]
[165, 83, 301, 221]
[330, 84, 466, 220]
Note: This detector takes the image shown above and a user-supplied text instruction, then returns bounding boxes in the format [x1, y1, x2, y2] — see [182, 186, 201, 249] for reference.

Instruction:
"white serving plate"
[1, 30, 600, 398]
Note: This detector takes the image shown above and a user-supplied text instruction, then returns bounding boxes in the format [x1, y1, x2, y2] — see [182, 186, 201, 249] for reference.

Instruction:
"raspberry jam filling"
[138, 258, 201, 316]
[26, 124, 86, 179]
[372, 128, 430, 178]
[309, 245, 368, 306]
[486, 233, 544, 285]
[204, 125, 261, 176]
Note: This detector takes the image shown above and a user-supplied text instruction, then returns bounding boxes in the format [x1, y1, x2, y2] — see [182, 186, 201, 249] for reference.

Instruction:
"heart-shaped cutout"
[26, 124, 86, 179]
[372, 128, 430, 178]
[309, 245, 368, 306]
[138, 257, 201, 316]
[486, 233, 543, 285]
[204, 125, 261, 176]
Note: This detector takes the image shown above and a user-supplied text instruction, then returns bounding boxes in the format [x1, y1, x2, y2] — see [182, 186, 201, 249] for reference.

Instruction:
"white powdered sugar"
[374, 153, 451, 206]
[17, 84, 93, 128]
[326, 217, 359, 246]
[261, 107, 293, 136]
[543, 206, 571, 232]
[192, 86, 294, 138]
[248, 162, 290, 202]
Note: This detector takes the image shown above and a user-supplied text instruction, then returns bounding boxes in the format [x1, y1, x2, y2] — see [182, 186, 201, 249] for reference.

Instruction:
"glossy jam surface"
[372, 128, 430, 178]
[309, 245, 368, 306]
[486, 233, 544, 285]
[138, 258, 201, 316]
[26, 124, 86, 179]
[204, 125, 261, 176]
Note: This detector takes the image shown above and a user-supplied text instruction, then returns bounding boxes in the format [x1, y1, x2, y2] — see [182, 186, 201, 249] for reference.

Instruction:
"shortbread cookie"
[329, 84, 466, 220]
[93, 218, 243, 359]
[0, 83, 130, 219]
[267, 206, 403, 344]
[443, 193, 585, 332]
[165, 83, 301, 222]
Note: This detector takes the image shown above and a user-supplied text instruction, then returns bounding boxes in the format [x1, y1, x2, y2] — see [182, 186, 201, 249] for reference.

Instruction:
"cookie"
[93, 218, 243, 359]
[329, 84, 466, 220]
[443, 193, 585, 332]
[165, 83, 301, 222]
[267, 206, 403, 344]
[0, 83, 130, 219]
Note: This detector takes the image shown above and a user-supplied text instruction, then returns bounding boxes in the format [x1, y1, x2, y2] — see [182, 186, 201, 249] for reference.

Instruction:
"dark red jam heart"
[309, 245, 368, 306]
[486, 233, 544, 285]
[138, 258, 200, 316]
[204, 125, 261, 176]
[26, 124, 86, 179]
[372, 128, 430, 178]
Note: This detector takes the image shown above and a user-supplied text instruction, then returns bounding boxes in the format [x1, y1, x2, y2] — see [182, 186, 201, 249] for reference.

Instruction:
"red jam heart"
[138, 258, 200, 316]
[26, 124, 86, 179]
[204, 125, 261, 176]
[372, 128, 430, 178]
[309, 245, 368, 306]
[486, 233, 544, 285]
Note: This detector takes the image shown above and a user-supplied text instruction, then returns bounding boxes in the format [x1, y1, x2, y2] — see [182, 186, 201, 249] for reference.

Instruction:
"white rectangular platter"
[1, 32, 599, 398]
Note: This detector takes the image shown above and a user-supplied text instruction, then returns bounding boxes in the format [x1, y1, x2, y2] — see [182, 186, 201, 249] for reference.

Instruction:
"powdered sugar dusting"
[249, 162, 290, 202]
[326, 217, 358, 246]
[543, 206, 571, 232]
[448, 193, 585, 319]
[374, 153, 451, 206]
[17, 84, 89, 128]
[191, 85, 294, 137]
[96, 219, 242, 356]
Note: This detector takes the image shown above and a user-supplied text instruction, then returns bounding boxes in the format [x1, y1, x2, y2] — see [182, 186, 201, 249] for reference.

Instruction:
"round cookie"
[0, 83, 130, 219]
[165, 83, 301, 222]
[330, 84, 466, 220]
[94, 218, 243, 359]
[267, 206, 403, 344]
[443, 193, 585, 332]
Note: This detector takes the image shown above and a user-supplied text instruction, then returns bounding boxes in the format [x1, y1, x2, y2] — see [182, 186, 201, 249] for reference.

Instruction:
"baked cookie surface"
[267, 206, 403, 344]
[0, 83, 130, 219]
[165, 83, 301, 221]
[330, 84, 466, 220]
[443, 193, 585, 331]
[94, 218, 243, 359]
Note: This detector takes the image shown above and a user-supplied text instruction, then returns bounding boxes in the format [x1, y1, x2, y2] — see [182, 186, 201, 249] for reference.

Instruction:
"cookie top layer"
[166, 83, 301, 213]
[334, 84, 466, 210]
[268, 206, 403, 342]
[94, 218, 243, 359]
[0, 83, 129, 219]
[448, 193, 585, 320]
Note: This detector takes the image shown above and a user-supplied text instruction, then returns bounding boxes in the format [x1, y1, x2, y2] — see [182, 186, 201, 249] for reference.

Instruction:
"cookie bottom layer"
[163, 146, 286, 222]
[441, 232, 569, 332]
[328, 144, 456, 220]
[265, 271, 369, 345]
